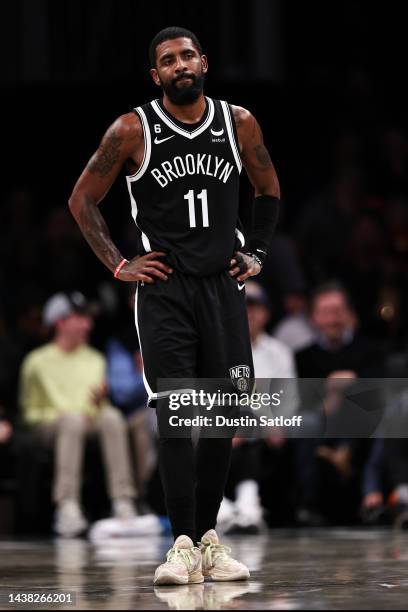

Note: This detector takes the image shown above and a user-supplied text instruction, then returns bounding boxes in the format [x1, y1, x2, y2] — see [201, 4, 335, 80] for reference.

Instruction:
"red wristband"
[113, 258, 128, 279]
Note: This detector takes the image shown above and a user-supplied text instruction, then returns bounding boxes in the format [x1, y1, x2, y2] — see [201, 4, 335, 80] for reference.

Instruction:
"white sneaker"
[112, 497, 137, 519]
[153, 535, 204, 586]
[89, 514, 162, 541]
[54, 499, 88, 538]
[199, 529, 250, 581]
[232, 481, 263, 533]
[216, 497, 237, 530]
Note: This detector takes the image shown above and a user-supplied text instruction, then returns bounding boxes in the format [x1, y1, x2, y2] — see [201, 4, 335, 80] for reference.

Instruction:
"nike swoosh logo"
[237, 283, 245, 291]
[210, 128, 224, 136]
[154, 135, 175, 144]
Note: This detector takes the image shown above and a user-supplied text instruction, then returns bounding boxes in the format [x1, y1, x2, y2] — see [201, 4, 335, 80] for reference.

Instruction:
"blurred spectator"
[296, 281, 385, 377]
[361, 438, 387, 525]
[294, 281, 385, 526]
[220, 281, 297, 533]
[362, 435, 408, 529]
[381, 440, 408, 528]
[0, 418, 12, 445]
[273, 291, 316, 352]
[247, 282, 296, 380]
[19, 292, 137, 537]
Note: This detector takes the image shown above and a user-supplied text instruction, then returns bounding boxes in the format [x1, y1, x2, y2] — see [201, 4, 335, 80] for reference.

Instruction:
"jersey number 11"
[184, 189, 209, 228]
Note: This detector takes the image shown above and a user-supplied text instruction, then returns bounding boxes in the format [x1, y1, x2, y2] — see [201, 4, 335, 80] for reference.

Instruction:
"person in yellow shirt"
[19, 291, 137, 537]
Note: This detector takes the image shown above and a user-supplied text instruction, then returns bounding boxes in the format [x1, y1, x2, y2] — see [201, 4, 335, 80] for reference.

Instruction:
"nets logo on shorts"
[229, 365, 251, 391]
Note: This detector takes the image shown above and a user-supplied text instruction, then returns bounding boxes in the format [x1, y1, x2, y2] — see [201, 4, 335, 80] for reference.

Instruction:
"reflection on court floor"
[1, 529, 408, 609]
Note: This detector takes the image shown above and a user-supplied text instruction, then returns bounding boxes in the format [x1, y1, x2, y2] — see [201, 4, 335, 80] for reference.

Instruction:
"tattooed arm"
[68, 113, 141, 272]
[228, 106, 280, 282]
[231, 105, 280, 197]
[68, 113, 172, 283]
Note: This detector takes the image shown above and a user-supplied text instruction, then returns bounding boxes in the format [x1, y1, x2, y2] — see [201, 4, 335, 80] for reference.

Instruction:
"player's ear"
[150, 68, 161, 87]
[201, 55, 208, 74]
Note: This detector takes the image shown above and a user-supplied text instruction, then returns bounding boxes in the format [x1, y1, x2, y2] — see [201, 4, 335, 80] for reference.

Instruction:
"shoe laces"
[166, 545, 198, 568]
[200, 542, 232, 567]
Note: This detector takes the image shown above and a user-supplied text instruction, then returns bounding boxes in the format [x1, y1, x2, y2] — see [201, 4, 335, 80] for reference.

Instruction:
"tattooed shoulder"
[254, 143, 272, 168]
[87, 128, 123, 177]
[87, 113, 142, 178]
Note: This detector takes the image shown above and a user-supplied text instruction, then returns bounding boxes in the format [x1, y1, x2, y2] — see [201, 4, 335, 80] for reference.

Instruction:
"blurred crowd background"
[1, 1, 408, 536]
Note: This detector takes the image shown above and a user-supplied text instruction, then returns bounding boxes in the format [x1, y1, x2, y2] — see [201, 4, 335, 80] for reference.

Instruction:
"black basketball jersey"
[126, 96, 245, 276]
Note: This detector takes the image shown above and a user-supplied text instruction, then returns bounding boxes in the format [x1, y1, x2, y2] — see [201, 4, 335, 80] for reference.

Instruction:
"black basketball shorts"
[134, 268, 254, 407]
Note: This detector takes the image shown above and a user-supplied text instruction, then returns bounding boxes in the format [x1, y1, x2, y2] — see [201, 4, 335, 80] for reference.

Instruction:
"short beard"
[161, 71, 205, 106]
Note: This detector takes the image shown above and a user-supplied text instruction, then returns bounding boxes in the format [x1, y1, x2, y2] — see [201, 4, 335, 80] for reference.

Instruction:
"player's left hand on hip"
[229, 251, 261, 281]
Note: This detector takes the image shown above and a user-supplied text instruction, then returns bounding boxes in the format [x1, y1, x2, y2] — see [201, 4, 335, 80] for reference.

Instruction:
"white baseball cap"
[43, 291, 90, 326]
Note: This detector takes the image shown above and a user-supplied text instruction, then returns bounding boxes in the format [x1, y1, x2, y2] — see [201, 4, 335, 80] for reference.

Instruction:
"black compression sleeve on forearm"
[248, 194, 280, 260]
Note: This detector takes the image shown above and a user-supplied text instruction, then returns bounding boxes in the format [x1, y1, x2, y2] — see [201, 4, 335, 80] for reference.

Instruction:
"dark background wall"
[2, 1, 406, 201]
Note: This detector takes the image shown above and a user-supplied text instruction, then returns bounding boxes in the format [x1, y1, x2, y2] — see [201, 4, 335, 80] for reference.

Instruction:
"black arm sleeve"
[247, 194, 280, 263]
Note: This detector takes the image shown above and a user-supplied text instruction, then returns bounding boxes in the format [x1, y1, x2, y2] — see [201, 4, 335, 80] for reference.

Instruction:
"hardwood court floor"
[1, 529, 408, 609]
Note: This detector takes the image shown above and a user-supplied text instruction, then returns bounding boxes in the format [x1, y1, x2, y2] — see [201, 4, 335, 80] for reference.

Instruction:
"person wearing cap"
[19, 291, 137, 537]
[245, 281, 297, 379]
[218, 281, 297, 533]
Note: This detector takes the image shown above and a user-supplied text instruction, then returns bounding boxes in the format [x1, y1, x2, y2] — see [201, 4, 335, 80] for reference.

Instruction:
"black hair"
[149, 26, 203, 67]
[309, 280, 355, 312]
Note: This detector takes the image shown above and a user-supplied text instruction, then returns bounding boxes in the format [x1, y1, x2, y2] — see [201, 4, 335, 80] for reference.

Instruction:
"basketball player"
[69, 27, 280, 585]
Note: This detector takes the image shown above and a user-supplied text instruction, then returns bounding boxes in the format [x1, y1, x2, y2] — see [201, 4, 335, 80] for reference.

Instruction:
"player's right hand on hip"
[117, 252, 173, 283]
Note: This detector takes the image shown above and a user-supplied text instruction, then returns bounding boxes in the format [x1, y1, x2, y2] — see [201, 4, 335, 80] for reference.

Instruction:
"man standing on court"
[69, 27, 280, 584]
